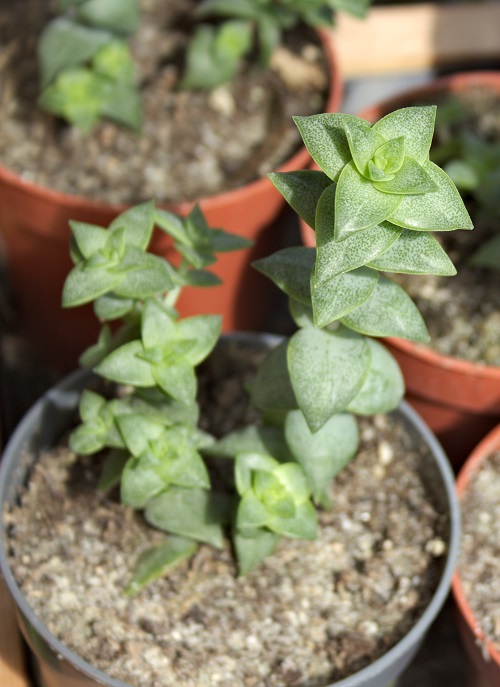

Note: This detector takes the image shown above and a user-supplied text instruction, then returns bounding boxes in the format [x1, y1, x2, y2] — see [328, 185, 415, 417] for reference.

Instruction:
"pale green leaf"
[253, 247, 315, 305]
[108, 200, 156, 249]
[62, 262, 123, 307]
[76, 0, 139, 34]
[97, 449, 129, 492]
[285, 410, 358, 504]
[96, 340, 156, 386]
[268, 170, 333, 230]
[315, 184, 402, 282]
[126, 536, 198, 596]
[234, 529, 280, 576]
[204, 425, 289, 461]
[346, 338, 404, 414]
[373, 106, 436, 165]
[69, 221, 108, 258]
[153, 362, 197, 404]
[293, 113, 362, 181]
[268, 501, 317, 540]
[250, 341, 298, 412]
[312, 267, 379, 328]
[145, 487, 233, 548]
[289, 298, 315, 329]
[374, 156, 437, 195]
[335, 162, 402, 240]
[341, 276, 429, 342]
[367, 229, 456, 275]
[387, 160, 474, 232]
[176, 315, 222, 365]
[343, 117, 387, 177]
[287, 327, 371, 432]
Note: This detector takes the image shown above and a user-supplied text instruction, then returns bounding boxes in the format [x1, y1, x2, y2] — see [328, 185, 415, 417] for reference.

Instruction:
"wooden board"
[0, 578, 30, 687]
[332, 1, 500, 76]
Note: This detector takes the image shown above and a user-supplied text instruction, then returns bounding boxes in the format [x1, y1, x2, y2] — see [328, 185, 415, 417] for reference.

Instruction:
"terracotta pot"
[0, 333, 460, 687]
[452, 424, 500, 686]
[300, 71, 500, 470]
[0, 33, 342, 373]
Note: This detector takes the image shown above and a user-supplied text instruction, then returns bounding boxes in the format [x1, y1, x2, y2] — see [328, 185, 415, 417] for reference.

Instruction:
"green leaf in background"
[180, 21, 252, 90]
[470, 233, 500, 270]
[145, 487, 233, 548]
[341, 276, 429, 342]
[76, 0, 140, 35]
[38, 17, 112, 86]
[250, 340, 298, 412]
[346, 338, 404, 414]
[234, 528, 280, 577]
[287, 326, 371, 432]
[125, 536, 198, 596]
[204, 425, 290, 462]
[285, 410, 358, 506]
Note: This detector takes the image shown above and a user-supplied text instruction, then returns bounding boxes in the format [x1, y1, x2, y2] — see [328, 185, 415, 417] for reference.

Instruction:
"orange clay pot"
[0, 33, 342, 372]
[452, 423, 500, 686]
[300, 71, 500, 470]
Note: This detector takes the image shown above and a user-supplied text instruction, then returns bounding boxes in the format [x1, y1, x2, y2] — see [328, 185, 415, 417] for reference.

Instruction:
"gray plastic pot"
[0, 334, 459, 687]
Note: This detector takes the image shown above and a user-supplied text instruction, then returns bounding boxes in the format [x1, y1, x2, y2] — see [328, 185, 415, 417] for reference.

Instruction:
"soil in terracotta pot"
[457, 450, 500, 657]
[390, 85, 500, 366]
[0, 0, 330, 205]
[4, 339, 451, 687]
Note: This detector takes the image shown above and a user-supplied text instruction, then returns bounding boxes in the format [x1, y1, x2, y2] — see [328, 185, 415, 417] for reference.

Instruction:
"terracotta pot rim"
[452, 423, 500, 667]
[359, 69, 500, 121]
[385, 336, 500, 382]
[0, 30, 342, 216]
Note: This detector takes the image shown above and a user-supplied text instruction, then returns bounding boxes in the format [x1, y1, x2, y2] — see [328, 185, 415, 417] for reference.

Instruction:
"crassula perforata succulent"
[38, 0, 141, 132]
[63, 105, 472, 588]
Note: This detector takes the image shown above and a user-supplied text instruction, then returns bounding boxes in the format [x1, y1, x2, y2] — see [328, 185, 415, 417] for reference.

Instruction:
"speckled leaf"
[285, 410, 358, 505]
[287, 327, 371, 432]
[373, 136, 405, 175]
[367, 229, 456, 275]
[145, 487, 232, 548]
[253, 247, 315, 305]
[176, 315, 222, 365]
[341, 276, 429, 342]
[335, 162, 402, 240]
[108, 200, 156, 249]
[126, 536, 198, 596]
[141, 299, 176, 350]
[347, 338, 404, 414]
[268, 170, 333, 229]
[373, 106, 436, 165]
[62, 262, 123, 307]
[312, 267, 379, 328]
[315, 184, 401, 281]
[250, 341, 298, 411]
[95, 340, 156, 386]
[69, 221, 108, 258]
[387, 161, 474, 232]
[293, 113, 362, 181]
[113, 253, 176, 298]
[153, 363, 197, 404]
[374, 156, 437, 195]
[343, 117, 387, 177]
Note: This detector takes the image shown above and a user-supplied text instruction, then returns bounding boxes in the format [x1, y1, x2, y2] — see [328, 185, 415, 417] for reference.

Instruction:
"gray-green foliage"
[38, 0, 141, 131]
[181, 0, 371, 90]
[64, 105, 473, 587]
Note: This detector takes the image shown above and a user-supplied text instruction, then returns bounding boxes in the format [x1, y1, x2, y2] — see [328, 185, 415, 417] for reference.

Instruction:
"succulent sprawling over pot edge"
[61, 105, 472, 590]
